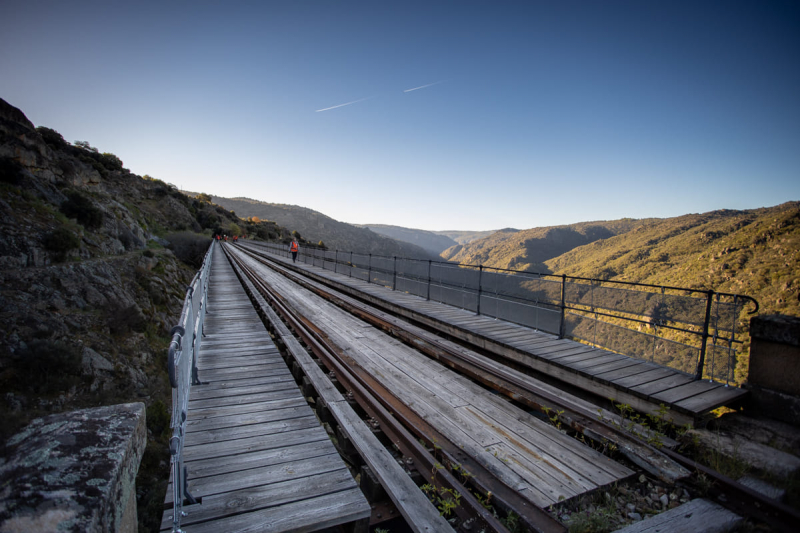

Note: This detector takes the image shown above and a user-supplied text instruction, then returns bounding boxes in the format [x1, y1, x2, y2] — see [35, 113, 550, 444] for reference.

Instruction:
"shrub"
[36, 126, 68, 148]
[165, 232, 211, 268]
[42, 227, 81, 261]
[16, 340, 82, 393]
[0, 158, 23, 185]
[73, 140, 98, 153]
[100, 152, 123, 171]
[106, 301, 146, 335]
[118, 225, 143, 250]
[60, 190, 104, 229]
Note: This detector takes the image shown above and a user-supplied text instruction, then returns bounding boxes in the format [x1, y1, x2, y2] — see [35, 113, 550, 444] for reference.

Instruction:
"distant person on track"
[289, 239, 299, 263]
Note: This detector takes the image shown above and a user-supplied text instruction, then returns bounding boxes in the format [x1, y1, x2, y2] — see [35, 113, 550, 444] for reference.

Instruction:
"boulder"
[0, 403, 146, 533]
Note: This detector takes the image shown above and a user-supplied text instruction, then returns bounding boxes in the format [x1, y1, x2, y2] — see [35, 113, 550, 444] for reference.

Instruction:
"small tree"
[36, 126, 67, 148]
[100, 152, 123, 171]
[74, 140, 98, 153]
[197, 193, 212, 203]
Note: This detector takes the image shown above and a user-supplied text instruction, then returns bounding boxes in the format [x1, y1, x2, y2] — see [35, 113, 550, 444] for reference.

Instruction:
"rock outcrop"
[0, 97, 276, 531]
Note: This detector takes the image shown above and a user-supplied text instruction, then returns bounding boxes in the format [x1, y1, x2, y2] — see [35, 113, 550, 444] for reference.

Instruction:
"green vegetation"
[14, 340, 83, 394]
[36, 126, 68, 148]
[59, 190, 104, 229]
[165, 232, 212, 268]
[42, 227, 81, 261]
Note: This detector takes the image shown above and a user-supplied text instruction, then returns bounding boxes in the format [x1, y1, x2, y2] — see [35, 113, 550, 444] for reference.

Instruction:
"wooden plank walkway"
[235, 250, 635, 509]
[161, 250, 370, 532]
[245, 243, 747, 426]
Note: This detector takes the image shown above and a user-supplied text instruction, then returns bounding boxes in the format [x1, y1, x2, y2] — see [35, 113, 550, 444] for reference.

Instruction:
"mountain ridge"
[201, 196, 438, 259]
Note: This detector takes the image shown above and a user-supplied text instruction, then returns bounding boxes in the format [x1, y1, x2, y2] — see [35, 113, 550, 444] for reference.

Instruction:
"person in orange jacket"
[289, 239, 299, 263]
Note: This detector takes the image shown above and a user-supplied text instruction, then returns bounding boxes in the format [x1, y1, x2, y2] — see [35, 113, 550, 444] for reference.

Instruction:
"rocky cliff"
[0, 97, 283, 531]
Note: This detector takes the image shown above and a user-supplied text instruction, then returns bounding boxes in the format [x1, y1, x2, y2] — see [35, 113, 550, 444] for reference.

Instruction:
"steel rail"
[237, 243, 800, 533]
[223, 246, 563, 533]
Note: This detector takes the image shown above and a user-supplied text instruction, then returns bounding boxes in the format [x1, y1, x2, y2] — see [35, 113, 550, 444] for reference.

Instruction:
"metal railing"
[255, 241, 758, 385]
[167, 240, 214, 533]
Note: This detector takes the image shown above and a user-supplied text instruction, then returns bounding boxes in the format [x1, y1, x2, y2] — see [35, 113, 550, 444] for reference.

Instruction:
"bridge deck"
[234, 248, 634, 509]
[161, 250, 369, 532]
[248, 243, 747, 425]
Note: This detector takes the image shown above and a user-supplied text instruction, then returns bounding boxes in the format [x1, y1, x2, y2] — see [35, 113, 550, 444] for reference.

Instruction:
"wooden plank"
[630, 373, 696, 397]
[188, 386, 299, 410]
[185, 440, 336, 480]
[674, 385, 748, 413]
[612, 498, 741, 533]
[182, 424, 327, 462]
[651, 380, 722, 404]
[188, 378, 296, 401]
[166, 453, 345, 504]
[549, 348, 608, 365]
[569, 353, 626, 370]
[185, 405, 313, 433]
[593, 363, 661, 384]
[196, 373, 294, 391]
[188, 397, 307, 420]
[613, 367, 677, 389]
[176, 489, 371, 533]
[161, 470, 361, 531]
[585, 358, 650, 376]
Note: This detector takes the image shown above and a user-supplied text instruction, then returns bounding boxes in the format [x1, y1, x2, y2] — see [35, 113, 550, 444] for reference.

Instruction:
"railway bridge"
[162, 240, 794, 533]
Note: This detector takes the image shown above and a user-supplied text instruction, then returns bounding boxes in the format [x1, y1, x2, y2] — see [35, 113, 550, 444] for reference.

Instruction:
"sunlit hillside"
[440, 220, 650, 272]
[544, 203, 800, 319]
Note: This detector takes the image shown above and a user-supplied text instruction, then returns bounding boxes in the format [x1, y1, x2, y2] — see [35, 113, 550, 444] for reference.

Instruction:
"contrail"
[403, 80, 444, 93]
[315, 96, 373, 112]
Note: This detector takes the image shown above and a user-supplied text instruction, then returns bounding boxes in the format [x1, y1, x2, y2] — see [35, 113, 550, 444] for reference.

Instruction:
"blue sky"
[1, 1, 798, 231]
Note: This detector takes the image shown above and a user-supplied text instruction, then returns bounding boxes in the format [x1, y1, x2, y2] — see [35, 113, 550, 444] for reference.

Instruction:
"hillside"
[206, 196, 437, 259]
[359, 224, 458, 255]
[435, 229, 498, 245]
[441, 220, 649, 271]
[544, 204, 800, 318]
[0, 97, 296, 532]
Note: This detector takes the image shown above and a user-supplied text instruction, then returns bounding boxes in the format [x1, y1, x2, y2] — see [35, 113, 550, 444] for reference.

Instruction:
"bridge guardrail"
[167, 239, 214, 533]
[257, 242, 758, 386]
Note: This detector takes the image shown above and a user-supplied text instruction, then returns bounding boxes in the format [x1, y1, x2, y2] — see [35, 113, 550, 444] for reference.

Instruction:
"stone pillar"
[0, 403, 147, 533]
[747, 314, 800, 425]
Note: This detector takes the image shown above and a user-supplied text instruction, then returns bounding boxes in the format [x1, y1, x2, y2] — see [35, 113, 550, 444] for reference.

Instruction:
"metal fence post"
[558, 274, 567, 339]
[427, 260, 432, 301]
[349, 251, 353, 278]
[368, 254, 372, 284]
[476, 265, 483, 315]
[334, 250, 338, 273]
[392, 256, 397, 291]
[695, 291, 715, 380]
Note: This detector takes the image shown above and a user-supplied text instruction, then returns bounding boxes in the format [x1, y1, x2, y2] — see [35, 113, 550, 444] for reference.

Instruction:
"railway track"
[223, 242, 799, 532]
